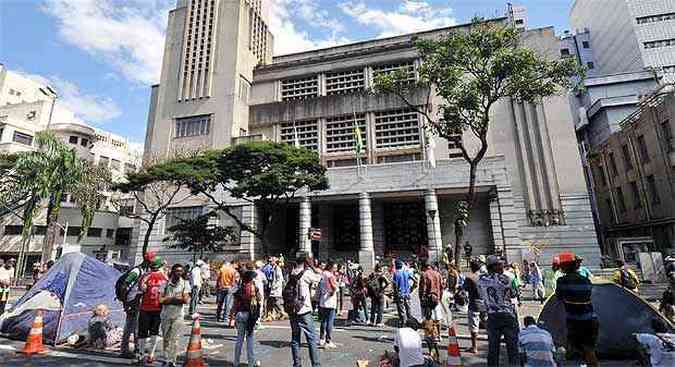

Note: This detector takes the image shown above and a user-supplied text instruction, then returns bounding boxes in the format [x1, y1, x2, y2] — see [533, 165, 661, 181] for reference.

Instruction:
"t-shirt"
[190, 266, 203, 288]
[140, 271, 168, 312]
[636, 333, 675, 367]
[217, 265, 238, 289]
[555, 272, 595, 321]
[518, 325, 557, 367]
[0, 266, 14, 285]
[319, 271, 337, 309]
[200, 263, 211, 281]
[463, 272, 482, 312]
[393, 269, 413, 298]
[270, 266, 284, 298]
[394, 327, 425, 367]
[478, 272, 517, 316]
[160, 278, 190, 320]
[420, 269, 443, 301]
[292, 266, 322, 315]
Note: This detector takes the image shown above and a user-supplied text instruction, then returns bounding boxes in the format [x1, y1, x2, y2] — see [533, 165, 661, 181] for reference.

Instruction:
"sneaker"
[326, 342, 338, 349]
[255, 361, 262, 367]
[376, 323, 385, 328]
[319, 339, 326, 347]
[367, 321, 374, 326]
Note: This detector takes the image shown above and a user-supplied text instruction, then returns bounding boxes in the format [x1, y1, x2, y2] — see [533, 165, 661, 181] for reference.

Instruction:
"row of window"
[68, 135, 90, 148]
[7, 88, 22, 97]
[3, 225, 119, 239]
[636, 12, 675, 24]
[175, 114, 211, 138]
[605, 174, 661, 219]
[644, 38, 675, 49]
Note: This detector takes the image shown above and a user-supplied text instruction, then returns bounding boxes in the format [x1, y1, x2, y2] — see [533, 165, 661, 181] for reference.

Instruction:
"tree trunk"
[41, 194, 62, 263]
[454, 162, 479, 267]
[142, 217, 157, 256]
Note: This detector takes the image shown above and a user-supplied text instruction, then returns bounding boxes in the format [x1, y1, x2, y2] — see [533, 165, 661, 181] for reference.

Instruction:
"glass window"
[32, 226, 47, 235]
[647, 175, 660, 205]
[662, 120, 673, 151]
[596, 166, 607, 187]
[165, 206, 204, 229]
[88, 228, 102, 238]
[608, 152, 618, 176]
[637, 135, 650, 163]
[621, 145, 634, 171]
[99, 156, 110, 167]
[560, 49, 570, 56]
[630, 182, 641, 209]
[106, 229, 115, 238]
[616, 187, 626, 213]
[4, 225, 23, 235]
[582, 41, 590, 48]
[81, 138, 89, 147]
[175, 115, 211, 138]
[66, 226, 81, 237]
[13, 131, 33, 146]
[69, 136, 79, 144]
[111, 159, 121, 170]
[586, 62, 595, 70]
[605, 199, 615, 223]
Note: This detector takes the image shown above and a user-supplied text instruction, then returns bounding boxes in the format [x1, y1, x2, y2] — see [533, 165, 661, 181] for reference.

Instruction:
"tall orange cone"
[184, 313, 206, 367]
[446, 322, 463, 367]
[22, 309, 47, 356]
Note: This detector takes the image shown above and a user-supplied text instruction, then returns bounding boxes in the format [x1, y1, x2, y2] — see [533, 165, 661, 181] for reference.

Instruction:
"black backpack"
[282, 270, 306, 316]
[620, 269, 638, 290]
[115, 266, 141, 305]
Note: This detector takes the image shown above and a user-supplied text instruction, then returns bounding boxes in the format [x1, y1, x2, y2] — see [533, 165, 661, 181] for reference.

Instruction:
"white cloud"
[340, 0, 456, 38]
[19, 71, 121, 124]
[42, 0, 172, 85]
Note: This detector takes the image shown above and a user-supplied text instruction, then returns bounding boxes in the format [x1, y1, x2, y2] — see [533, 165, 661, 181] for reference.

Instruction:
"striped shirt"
[518, 325, 557, 367]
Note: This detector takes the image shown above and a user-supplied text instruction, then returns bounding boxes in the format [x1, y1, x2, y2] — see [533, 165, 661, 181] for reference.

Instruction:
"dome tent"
[0, 252, 125, 345]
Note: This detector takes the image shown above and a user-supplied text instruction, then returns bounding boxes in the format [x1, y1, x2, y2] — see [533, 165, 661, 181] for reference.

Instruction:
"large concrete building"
[0, 65, 141, 274]
[139, 0, 602, 268]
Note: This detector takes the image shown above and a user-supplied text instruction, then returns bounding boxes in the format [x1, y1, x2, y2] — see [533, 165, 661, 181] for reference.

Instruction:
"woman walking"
[319, 261, 338, 349]
[232, 264, 261, 367]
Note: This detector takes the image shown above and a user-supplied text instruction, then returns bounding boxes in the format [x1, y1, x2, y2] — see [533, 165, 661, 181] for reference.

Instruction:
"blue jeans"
[290, 312, 321, 367]
[319, 307, 336, 342]
[235, 312, 256, 367]
[216, 288, 232, 321]
[189, 285, 200, 315]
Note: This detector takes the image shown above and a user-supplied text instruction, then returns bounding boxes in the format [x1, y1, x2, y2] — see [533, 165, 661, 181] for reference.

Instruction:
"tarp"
[538, 280, 675, 358]
[0, 252, 125, 345]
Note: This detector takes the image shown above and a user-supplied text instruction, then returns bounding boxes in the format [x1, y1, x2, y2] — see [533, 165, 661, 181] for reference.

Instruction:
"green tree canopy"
[163, 211, 236, 263]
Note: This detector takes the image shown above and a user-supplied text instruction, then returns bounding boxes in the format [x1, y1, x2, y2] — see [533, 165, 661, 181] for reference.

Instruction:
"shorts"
[467, 311, 481, 333]
[567, 318, 599, 350]
[138, 310, 162, 338]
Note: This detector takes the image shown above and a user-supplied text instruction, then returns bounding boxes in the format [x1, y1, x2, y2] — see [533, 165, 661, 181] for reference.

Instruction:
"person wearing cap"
[137, 256, 168, 364]
[555, 252, 598, 367]
[119, 251, 156, 359]
[478, 255, 519, 366]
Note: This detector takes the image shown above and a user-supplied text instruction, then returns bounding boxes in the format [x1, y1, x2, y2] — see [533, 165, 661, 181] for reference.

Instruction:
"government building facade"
[137, 0, 602, 268]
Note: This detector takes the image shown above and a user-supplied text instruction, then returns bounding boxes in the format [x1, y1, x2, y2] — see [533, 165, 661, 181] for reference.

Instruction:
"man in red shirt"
[137, 257, 167, 364]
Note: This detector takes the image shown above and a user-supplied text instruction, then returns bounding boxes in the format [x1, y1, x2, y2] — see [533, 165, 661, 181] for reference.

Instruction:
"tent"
[0, 252, 125, 345]
[538, 280, 675, 358]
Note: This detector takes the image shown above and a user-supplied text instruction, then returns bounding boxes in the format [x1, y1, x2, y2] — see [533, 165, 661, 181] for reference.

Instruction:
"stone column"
[424, 189, 443, 262]
[298, 196, 312, 257]
[240, 204, 257, 260]
[358, 192, 375, 271]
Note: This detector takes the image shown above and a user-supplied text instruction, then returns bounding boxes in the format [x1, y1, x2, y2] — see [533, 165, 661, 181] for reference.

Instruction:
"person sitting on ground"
[393, 321, 438, 367]
[613, 259, 640, 292]
[634, 318, 675, 367]
[88, 304, 121, 350]
[518, 316, 557, 367]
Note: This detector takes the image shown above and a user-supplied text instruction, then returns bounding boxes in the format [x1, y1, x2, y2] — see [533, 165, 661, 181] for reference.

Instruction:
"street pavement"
[0, 293, 634, 367]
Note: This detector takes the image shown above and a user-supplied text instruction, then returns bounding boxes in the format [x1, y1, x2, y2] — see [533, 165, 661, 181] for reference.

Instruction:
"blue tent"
[0, 252, 125, 345]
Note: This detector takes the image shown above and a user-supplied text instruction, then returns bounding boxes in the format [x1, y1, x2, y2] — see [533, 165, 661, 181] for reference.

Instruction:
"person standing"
[117, 252, 154, 359]
[392, 259, 415, 327]
[367, 264, 389, 327]
[189, 260, 204, 316]
[199, 259, 211, 302]
[478, 255, 519, 366]
[518, 316, 557, 367]
[613, 259, 640, 292]
[268, 258, 286, 320]
[0, 258, 15, 315]
[530, 262, 546, 304]
[254, 261, 267, 324]
[287, 253, 322, 367]
[463, 242, 473, 267]
[463, 259, 483, 354]
[159, 264, 190, 367]
[319, 261, 338, 348]
[216, 261, 239, 323]
[137, 257, 167, 364]
[232, 266, 261, 367]
[556, 252, 599, 367]
[419, 261, 443, 322]
[350, 268, 369, 324]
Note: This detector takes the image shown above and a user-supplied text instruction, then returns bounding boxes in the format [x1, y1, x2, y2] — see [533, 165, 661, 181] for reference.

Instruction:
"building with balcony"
[0, 66, 141, 273]
[588, 84, 675, 260]
[137, 1, 602, 269]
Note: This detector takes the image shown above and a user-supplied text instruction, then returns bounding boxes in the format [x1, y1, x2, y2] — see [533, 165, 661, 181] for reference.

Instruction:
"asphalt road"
[0, 295, 633, 367]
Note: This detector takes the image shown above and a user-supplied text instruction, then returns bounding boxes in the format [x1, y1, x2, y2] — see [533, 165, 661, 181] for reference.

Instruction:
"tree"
[186, 141, 329, 255]
[0, 153, 30, 220]
[113, 158, 198, 256]
[163, 211, 236, 263]
[374, 19, 582, 264]
[70, 163, 112, 243]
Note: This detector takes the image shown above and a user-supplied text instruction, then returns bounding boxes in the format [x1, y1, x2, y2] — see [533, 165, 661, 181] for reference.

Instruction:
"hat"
[150, 256, 163, 269]
[486, 255, 503, 267]
[143, 251, 157, 263]
[558, 252, 576, 265]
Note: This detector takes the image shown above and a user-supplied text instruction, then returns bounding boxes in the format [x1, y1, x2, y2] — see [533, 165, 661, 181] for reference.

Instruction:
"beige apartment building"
[589, 84, 675, 262]
[139, 0, 602, 269]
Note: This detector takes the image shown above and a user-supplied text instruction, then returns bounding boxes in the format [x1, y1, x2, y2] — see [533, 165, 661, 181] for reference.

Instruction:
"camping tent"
[0, 252, 125, 345]
[538, 280, 675, 358]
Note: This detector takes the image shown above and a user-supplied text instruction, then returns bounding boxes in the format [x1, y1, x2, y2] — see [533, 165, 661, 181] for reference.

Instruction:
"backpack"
[282, 270, 306, 316]
[620, 269, 638, 290]
[115, 266, 141, 305]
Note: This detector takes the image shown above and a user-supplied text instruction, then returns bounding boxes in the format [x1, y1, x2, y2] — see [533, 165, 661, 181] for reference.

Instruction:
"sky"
[0, 0, 573, 147]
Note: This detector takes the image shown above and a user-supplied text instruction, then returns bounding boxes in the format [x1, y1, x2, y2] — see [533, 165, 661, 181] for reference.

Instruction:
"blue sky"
[0, 0, 573, 146]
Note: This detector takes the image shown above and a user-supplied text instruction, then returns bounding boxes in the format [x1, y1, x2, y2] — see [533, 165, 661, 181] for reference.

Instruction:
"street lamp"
[39, 86, 58, 130]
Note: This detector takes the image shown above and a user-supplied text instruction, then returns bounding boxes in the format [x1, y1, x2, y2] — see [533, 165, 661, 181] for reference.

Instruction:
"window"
[637, 135, 650, 163]
[605, 199, 615, 223]
[165, 206, 204, 229]
[80, 138, 89, 147]
[647, 175, 660, 205]
[665, 65, 675, 74]
[69, 136, 79, 144]
[88, 228, 102, 238]
[374, 108, 422, 150]
[66, 226, 81, 237]
[662, 120, 673, 152]
[586, 62, 595, 70]
[32, 226, 47, 236]
[239, 76, 250, 102]
[99, 156, 110, 167]
[325, 69, 365, 96]
[636, 12, 675, 24]
[124, 163, 136, 173]
[106, 229, 115, 238]
[596, 166, 607, 187]
[582, 41, 590, 48]
[175, 115, 211, 138]
[280, 120, 319, 151]
[644, 38, 675, 49]
[608, 153, 618, 176]
[621, 145, 634, 171]
[372, 61, 416, 83]
[325, 114, 367, 153]
[630, 181, 642, 209]
[0, 125, 4, 141]
[560, 48, 570, 56]
[616, 187, 626, 213]
[515, 19, 524, 25]
[4, 225, 23, 235]
[13, 131, 33, 146]
[111, 159, 121, 171]
[115, 228, 132, 246]
[281, 76, 319, 101]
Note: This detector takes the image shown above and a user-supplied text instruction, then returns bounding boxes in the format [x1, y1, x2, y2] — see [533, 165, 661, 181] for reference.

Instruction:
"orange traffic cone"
[22, 309, 47, 356]
[446, 322, 463, 367]
[184, 313, 206, 367]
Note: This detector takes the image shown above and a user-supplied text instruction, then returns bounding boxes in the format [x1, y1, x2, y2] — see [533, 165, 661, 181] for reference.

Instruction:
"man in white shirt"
[160, 264, 190, 367]
[189, 261, 203, 315]
[0, 258, 15, 315]
[635, 318, 675, 367]
[394, 326, 426, 367]
[289, 252, 322, 367]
